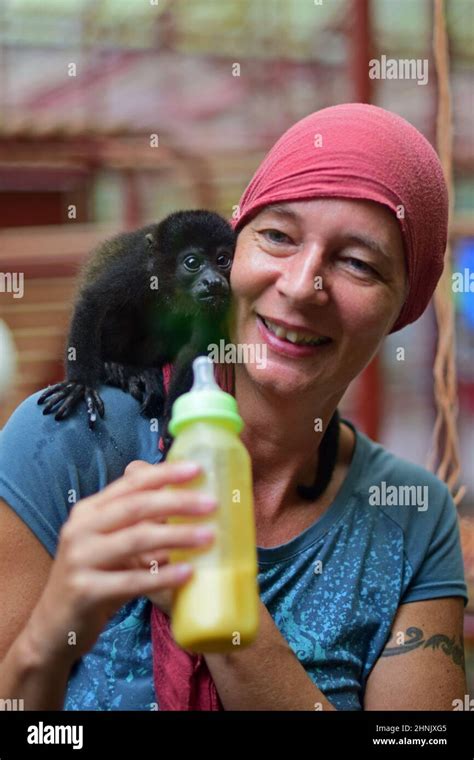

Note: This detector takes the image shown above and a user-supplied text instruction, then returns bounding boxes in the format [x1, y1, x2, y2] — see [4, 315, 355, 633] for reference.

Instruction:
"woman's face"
[229, 197, 408, 398]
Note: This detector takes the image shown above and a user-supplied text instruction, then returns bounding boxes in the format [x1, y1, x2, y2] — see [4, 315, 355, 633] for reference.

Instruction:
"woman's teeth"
[261, 316, 330, 346]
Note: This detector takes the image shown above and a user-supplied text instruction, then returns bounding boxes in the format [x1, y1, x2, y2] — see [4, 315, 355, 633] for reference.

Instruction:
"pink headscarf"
[230, 103, 449, 333]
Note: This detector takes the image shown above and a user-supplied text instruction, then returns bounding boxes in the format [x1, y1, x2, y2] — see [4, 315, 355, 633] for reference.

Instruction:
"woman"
[0, 104, 467, 711]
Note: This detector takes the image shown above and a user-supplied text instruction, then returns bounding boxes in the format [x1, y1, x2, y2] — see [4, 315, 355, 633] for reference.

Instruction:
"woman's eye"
[345, 257, 377, 276]
[260, 229, 293, 245]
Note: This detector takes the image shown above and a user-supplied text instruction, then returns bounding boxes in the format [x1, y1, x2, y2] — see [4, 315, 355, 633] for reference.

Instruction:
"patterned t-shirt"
[0, 386, 468, 710]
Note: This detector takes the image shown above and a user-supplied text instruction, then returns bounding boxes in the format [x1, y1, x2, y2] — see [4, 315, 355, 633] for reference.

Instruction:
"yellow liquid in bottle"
[166, 420, 259, 653]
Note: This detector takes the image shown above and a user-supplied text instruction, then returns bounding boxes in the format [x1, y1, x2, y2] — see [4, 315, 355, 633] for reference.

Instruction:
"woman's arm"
[364, 597, 466, 710]
[204, 601, 337, 711]
[0, 461, 218, 710]
[0, 497, 72, 710]
[204, 597, 466, 711]
[0, 616, 78, 711]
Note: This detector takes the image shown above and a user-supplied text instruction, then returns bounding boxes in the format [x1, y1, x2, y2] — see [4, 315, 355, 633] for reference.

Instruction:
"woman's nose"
[276, 245, 330, 306]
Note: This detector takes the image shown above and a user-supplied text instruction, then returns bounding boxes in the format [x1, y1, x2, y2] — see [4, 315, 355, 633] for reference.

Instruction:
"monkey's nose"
[199, 280, 228, 298]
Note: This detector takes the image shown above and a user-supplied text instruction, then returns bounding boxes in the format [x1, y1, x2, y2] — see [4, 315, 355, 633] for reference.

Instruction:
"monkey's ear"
[145, 233, 155, 247]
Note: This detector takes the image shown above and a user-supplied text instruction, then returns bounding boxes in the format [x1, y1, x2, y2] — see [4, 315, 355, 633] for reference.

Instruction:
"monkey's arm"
[37, 288, 108, 426]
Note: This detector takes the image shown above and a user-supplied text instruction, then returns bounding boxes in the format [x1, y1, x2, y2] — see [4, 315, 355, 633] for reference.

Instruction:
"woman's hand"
[26, 459, 216, 665]
[124, 460, 181, 617]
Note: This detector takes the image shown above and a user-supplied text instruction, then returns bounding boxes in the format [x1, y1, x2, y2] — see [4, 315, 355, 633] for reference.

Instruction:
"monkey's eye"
[217, 253, 232, 270]
[183, 255, 202, 272]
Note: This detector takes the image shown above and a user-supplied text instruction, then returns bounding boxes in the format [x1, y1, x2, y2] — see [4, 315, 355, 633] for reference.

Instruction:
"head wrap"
[231, 103, 448, 333]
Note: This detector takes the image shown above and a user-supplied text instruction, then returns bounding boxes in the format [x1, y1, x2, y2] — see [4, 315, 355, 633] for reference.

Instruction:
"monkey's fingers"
[140, 391, 164, 418]
[41, 385, 76, 415]
[138, 370, 164, 417]
[104, 362, 127, 390]
[91, 389, 105, 418]
[85, 389, 104, 429]
[116, 365, 126, 389]
[141, 370, 164, 394]
[103, 362, 116, 385]
[140, 392, 153, 416]
[37, 382, 70, 405]
[54, 385, 85, 421]
[128, 377, 145, 404]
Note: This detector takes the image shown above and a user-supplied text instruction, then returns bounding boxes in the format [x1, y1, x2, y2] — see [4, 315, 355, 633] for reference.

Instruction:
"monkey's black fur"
[37, 210, 236, 451]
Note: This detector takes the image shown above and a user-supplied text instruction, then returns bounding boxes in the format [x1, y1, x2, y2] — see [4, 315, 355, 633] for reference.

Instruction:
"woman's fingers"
[88, 489, 217, 534]
[82, 563, 195, 606]
[72, 521, 216, 569]
[123, 460, 151, 475]
[127, 548, 170, 573]
[90, 460, 203, 508]
[135, 550, 170, 570]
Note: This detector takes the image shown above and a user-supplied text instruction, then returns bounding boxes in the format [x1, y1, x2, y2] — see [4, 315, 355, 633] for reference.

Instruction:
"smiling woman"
[199, 103, 468, 710]
[0, 103, 468, 713]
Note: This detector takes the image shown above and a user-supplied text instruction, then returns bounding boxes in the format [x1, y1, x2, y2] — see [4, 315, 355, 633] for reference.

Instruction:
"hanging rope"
[427, 0, 466, 505]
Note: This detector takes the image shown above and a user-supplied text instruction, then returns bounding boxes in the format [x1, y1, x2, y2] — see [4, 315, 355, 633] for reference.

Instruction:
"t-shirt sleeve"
[401, 483, 468, 606]
[0, 391, 77, 556]
[0, 386, 161, 558]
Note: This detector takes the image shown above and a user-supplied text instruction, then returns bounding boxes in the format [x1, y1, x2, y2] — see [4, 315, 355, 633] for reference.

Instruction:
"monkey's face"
[148, 209, 236, 316]
[174, 246, 233, 315]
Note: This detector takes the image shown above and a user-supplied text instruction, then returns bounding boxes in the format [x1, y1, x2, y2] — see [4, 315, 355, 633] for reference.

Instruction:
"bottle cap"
[168, 356, 243, 436]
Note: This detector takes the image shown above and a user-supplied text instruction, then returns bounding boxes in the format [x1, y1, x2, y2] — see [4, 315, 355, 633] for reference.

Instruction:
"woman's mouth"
[256, 314, 332, 357]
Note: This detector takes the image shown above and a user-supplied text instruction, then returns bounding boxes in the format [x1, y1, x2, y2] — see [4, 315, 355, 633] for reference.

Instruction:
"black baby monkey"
[38, 210, 235, 449]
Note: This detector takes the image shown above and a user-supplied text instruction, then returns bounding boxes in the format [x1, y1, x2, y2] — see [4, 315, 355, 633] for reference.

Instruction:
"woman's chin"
[244, 361, 318, 396]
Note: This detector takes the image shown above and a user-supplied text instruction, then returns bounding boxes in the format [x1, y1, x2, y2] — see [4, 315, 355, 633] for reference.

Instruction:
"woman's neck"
[234, 364, 349, 518]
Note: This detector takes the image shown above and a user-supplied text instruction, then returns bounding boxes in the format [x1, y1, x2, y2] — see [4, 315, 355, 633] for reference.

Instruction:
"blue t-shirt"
[0, 386, 468, 711]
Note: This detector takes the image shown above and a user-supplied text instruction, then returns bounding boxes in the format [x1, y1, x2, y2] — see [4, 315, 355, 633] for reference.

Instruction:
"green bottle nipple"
[168, 356, 243, 437]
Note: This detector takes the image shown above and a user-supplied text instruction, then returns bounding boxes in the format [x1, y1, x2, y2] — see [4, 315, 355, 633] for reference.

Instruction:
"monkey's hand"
[104, 363, 164, 419]
[131, 369, 164, 419]
[103, 362, 129, 391]
[37, 381, 105, 427]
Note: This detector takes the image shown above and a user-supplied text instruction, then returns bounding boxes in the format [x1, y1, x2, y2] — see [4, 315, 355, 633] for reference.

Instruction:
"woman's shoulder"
[349, 421, 456, 525]
[1, 384, 161, 465]
[349, 424, 467, 604]
[0, 385, 163, 556]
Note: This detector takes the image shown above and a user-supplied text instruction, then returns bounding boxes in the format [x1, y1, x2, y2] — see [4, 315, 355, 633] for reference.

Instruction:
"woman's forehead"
[253, 198, 403, 243]
[259, 197, 390, 219]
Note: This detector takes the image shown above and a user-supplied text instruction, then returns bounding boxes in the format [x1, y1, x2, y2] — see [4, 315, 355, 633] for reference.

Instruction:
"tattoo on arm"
[381, 626, 465, 670]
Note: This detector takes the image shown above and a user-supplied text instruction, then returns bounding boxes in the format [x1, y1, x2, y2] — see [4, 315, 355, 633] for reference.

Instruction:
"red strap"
[150, 604, 223, 711]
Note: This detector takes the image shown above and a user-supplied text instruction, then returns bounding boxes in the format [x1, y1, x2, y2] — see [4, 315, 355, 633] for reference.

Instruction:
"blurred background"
[0, 0, 473, 698]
